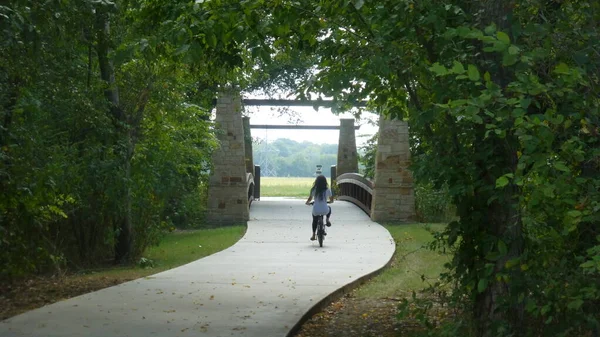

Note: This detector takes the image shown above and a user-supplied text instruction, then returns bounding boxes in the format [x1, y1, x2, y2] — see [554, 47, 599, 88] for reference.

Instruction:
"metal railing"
[246, 173, 255, 205]
[335, 172, 373, 216]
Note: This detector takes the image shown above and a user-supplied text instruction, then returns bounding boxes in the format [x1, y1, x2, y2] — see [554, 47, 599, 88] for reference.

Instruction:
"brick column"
[206, 93, 249, 225]
[371, 116, 416, 222]
[336, 118, 358, 177]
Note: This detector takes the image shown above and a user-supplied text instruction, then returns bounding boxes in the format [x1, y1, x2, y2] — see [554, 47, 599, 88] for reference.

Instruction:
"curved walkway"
[0, 198, 395, 337]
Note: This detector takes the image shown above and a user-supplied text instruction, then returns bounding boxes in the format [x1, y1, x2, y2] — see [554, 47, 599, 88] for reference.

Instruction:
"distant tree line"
[253, 138, 337, 177]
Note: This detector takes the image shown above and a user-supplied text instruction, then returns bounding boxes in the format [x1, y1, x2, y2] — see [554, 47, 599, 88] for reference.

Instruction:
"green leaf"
[496, 31, 510, 44]
[554, 162, 570, 172]
[520, 98, 531, 109]
[477, 278, 488, 293]
[456, 26, 471, 37]
[496, 176, 509, 188]
[174, 44, 190, 55]
[467, 65, 480, 81]
[508, 45, 520, 55]
[505, 258, 519, 269]
[451, 61, 465, 74]
[502, 53, 518, 66]
[580, 261, 595, 268]
[554, 62, 569, 74]
[567, 299, 584, 310]
[484, 71, 491, 82]
[208, 34, 217, 48]
[498, 240, 508, 256]
[484, 23, 496, 35]
[430, 62, 448, 76]
[354, 0, 365, 9]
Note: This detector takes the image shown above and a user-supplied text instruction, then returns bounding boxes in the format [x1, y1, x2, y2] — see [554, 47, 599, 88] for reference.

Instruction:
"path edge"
[285, 226, 397, 337]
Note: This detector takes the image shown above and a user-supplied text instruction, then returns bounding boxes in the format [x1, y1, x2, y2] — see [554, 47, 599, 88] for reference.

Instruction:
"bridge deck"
[1, 198, 395, 337]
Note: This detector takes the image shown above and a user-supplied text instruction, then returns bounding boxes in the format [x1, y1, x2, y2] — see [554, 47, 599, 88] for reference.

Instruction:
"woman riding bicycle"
[305, 175, 334, 241]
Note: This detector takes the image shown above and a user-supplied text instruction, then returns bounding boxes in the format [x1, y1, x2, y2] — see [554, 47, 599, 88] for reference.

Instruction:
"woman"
[305, 175, 334, 241]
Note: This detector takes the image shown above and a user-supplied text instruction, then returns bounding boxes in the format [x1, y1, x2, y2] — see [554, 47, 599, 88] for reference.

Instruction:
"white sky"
[243, 105, 379, 147]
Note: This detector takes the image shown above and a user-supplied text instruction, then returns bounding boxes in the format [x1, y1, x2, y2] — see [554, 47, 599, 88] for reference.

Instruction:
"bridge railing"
[335, 172, 373, 216]
[246, 173, 255, 205]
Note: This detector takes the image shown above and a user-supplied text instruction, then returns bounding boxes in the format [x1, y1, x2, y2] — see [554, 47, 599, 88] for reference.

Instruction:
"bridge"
[207, 93, 416, 225]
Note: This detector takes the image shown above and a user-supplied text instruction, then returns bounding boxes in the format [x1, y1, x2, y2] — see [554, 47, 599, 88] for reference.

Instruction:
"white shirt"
[311, 188, 332, 216]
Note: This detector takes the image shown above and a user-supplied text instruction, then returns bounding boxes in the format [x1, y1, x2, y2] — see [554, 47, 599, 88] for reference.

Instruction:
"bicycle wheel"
[317, 217, 324, 247]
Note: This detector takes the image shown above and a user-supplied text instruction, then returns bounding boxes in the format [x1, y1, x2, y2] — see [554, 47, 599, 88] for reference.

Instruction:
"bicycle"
[315, 214, 327, 247]
[307, 201, 331, 248]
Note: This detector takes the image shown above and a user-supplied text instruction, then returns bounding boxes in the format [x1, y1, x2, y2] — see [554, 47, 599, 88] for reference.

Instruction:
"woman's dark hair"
[311, 175, 329, 201]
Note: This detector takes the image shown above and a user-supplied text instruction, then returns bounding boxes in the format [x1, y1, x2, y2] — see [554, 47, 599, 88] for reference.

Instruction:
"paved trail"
[0, 198, 395, 337]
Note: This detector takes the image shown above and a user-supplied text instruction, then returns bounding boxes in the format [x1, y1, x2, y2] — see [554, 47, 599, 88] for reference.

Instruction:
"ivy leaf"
[567, 299, 584, 310]
[484, 71, 491, 82]
[554, 63, 570, 74]
[451, 61, 465, 74]
[520, 98, 531, 109]
[354, 0, 365, 9]
[505, 258, 520, 269]
[508, 45, 520, 55]
[430, 62, 448, 76]
[496, 31, 510, 44]
[496, 176, 509, 188]
[498, 240, 508, 256]
[477, 278, 488, 293]
[502, 53, 518, 66]
[175, 44, 190, 55]
[467, 65, 480, 81]
[554, 162, 570, 172]
[484, 23, 496, 35]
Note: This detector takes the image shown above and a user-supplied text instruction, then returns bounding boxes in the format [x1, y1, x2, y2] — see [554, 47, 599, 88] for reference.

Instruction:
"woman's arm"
[305, 196, 313, 205]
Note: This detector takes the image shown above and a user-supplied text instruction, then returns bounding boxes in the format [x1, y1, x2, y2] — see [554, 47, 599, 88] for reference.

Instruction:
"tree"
[0, 0, 225, 277]
[253, 0, 599, 335]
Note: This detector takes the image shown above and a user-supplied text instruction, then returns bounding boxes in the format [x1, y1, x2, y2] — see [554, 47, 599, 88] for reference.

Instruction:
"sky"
[243, 105, 379, 147]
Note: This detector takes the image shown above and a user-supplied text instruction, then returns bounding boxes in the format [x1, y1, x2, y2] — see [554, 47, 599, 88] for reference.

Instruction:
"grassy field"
[259, 177, 316, 198]
[355, 223, 449, 298]
[76, 226, 246, 280]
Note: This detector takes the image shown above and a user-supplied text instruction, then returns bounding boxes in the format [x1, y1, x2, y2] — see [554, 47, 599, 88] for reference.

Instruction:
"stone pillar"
[336, 118, 358, 177]
[371, 116, 416, 222]
[242, 117, 254, 176]
[206, 93, 249, 225]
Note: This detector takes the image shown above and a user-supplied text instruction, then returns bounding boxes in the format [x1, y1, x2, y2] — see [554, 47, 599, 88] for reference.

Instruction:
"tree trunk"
[94, 6, 132, 264]
[472, 1, 524, 336]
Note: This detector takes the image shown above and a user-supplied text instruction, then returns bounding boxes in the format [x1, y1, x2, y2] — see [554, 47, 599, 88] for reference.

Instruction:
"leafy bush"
[414, 183, 455, 223]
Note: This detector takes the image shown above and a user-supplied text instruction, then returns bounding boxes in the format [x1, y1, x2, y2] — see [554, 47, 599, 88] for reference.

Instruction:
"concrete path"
[0, 198, 395, 337]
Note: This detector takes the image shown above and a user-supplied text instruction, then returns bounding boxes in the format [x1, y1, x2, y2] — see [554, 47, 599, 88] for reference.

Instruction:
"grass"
[75, 226, 246, 281]
[260, 177, 315, 198]
[355, 223, 449, 299]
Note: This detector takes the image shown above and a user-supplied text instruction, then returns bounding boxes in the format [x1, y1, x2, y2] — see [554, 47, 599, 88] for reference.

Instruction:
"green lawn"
[76, 226, 246, 280]
[259, 177, 316, 198]
[355, 223, 449, 298]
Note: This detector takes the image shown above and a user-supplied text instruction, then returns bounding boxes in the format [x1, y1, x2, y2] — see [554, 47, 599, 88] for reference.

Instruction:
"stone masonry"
[206, 93, 249, 225]
[336, 118, 358, 177]
[371, 116, 416, 222]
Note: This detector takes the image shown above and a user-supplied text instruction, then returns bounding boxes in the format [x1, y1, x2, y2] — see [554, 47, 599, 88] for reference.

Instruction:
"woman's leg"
[311, 215, 318, 239]
[326, 206, 332, 226]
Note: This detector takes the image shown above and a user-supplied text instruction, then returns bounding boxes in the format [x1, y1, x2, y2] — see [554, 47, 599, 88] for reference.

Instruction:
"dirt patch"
[294, 291, 422, 337]
[0, 275, 135, 321]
